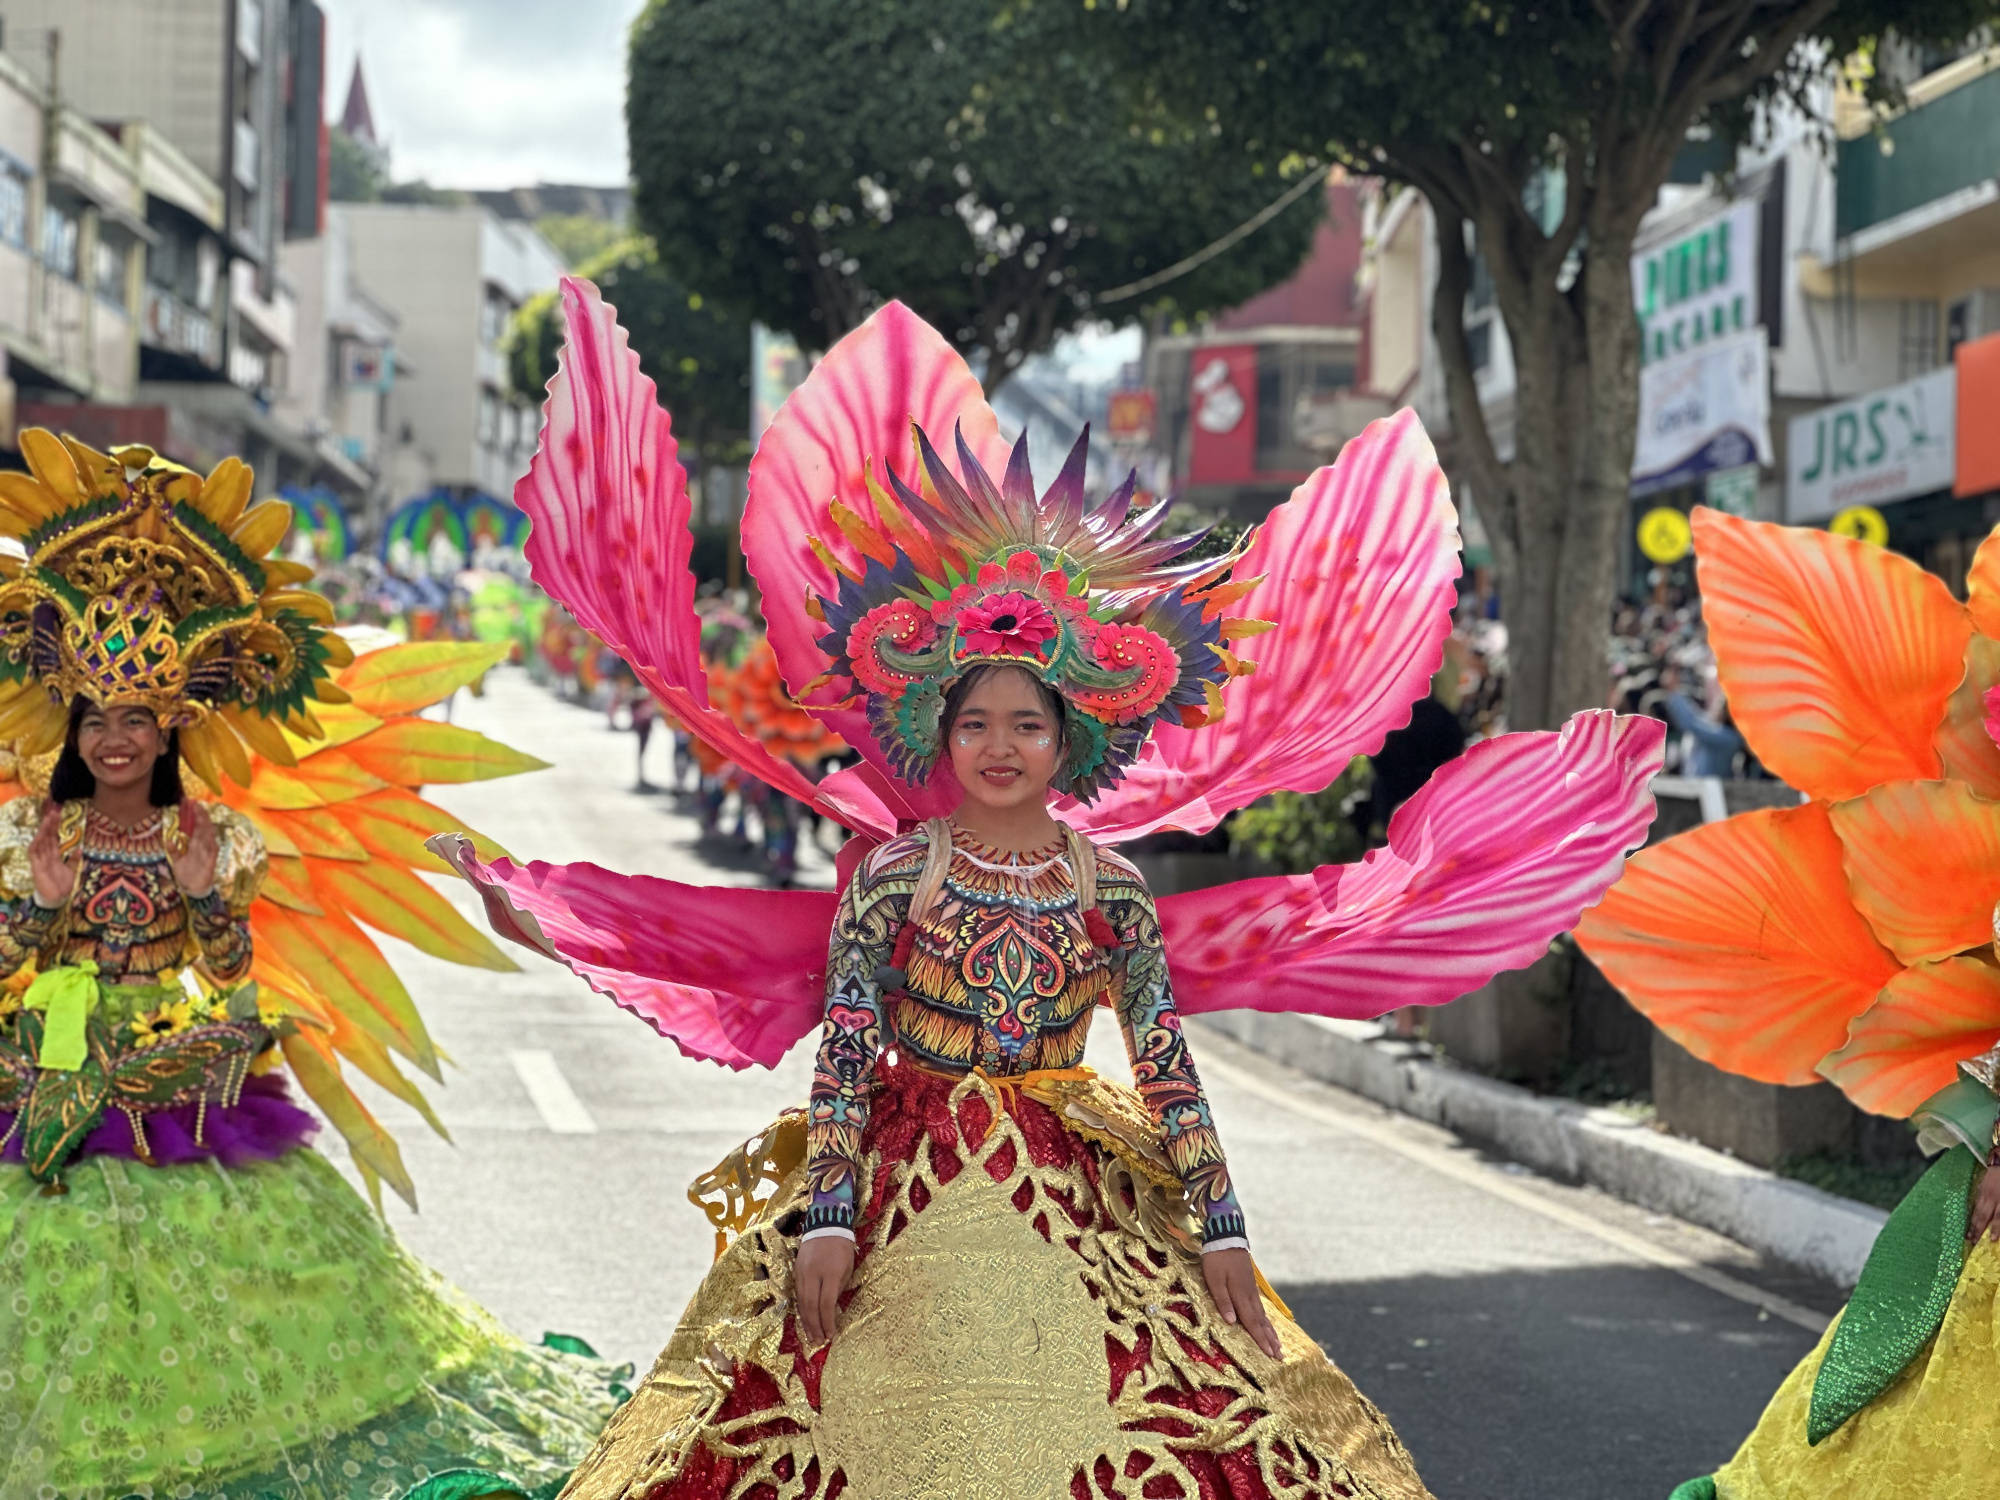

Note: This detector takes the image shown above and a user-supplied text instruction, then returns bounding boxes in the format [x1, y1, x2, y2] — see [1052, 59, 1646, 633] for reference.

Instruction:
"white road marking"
[508, 1048, 600, 1134]
[1201, 1051, 1831, 1334]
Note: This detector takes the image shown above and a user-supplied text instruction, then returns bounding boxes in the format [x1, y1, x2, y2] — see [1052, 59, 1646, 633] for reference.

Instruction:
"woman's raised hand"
[1203, 1246, 1283, 1360]
[170, 800, 220, 897]
[794, 1234, 857, 1347]
[28, 802, 75, 908]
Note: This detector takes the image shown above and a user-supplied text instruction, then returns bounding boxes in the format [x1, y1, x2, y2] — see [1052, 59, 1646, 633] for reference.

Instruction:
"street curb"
[1194, 1010, 1887, 1288]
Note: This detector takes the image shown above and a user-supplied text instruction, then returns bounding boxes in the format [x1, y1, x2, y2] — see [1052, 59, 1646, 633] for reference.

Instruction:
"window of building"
[95, 238, 130, 307]
[0, 164, 26, 250]
[479, 388, 501, 444]
[41, 202, 80, 280]
[1465, 318, 1493, 373]
[480, 287, 514, 348]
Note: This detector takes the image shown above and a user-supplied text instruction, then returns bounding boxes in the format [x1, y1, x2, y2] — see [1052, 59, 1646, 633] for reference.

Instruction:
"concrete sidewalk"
[1195, 1010, 1888, 1288]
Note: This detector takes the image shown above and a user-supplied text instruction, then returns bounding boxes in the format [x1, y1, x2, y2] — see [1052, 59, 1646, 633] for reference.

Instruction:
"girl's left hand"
[1203, 1246, 1282, 1359]
[1969, 1161, 2000, 1245]
[170, 800, 220, 897]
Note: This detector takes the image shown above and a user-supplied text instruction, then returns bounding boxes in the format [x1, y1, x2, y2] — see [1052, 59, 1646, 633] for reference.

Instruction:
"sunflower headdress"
[805, 425, 1265, 799]
[0, 430, 353, 789]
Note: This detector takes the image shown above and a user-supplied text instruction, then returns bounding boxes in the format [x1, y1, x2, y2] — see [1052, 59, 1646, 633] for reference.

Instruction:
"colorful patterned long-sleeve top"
[0, 797, 263, 984]
[804, 823, 1245, 1244]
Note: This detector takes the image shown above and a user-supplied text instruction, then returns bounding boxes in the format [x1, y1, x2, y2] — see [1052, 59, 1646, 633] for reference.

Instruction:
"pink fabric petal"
[516, 276, 892, 839]
[1162, 711, 1666, 1016]
[742, 300, 1011, 823]
[1061, 409, 1461, 842]
[431, 834, 834, 1069]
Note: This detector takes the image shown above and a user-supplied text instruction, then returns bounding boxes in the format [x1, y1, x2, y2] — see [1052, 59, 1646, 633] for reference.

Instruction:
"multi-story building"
[1366, 36, 2000, 600]
[277, 209, 400, 513]
[333, 202, 563, 498]
[3, 0, 330, 482]
[0, 48, 146, 420]
[1138, 174, 1385, 520]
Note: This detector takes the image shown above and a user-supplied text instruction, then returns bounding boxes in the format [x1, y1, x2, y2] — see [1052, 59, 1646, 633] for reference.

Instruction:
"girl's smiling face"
[76, 703, 166, 792]
[944, 666, 1065, 813]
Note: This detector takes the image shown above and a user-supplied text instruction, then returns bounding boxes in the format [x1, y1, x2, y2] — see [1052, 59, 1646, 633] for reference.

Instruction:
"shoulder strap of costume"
[1066, 825, 1098, 913]
[909, 816, 954, 923]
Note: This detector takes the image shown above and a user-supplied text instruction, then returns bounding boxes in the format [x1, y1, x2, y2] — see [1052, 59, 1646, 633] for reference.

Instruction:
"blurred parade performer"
[1579, 509, 2000, 1500]
[435, 281, 1665, 1499]
[0, 433, 625, 1498]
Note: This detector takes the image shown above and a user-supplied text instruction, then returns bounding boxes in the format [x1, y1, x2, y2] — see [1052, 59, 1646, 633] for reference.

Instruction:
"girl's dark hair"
[49, 698, 184, 806]
[939, 664, 1069, 748]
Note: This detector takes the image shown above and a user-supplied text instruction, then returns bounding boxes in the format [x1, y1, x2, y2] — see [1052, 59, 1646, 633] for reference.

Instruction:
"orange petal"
[1935, 633, 2000, 797]
[310, 858, 517, 972]
[1575, 802, 1899, 1085]
[1830, 780, 2000, 965]
[1694, 508, 1968, 801]
[335, 642, 509, 716]
[1967, 525, 2000, 639]
[1819, 956, 2000, 1116]
[340, 720, 548, 786]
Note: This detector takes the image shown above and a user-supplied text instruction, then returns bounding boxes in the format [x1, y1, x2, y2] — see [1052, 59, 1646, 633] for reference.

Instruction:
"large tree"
[1092, 0, 1997, 730]
[625, 0, 1326, 388]
[509, 238, 753, 462]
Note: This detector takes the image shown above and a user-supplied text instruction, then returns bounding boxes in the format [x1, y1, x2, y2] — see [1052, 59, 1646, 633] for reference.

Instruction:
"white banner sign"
[1632, 200, 1759, 369]
[1786, 367, 1957, 523]
[1632, 327, 1772, 497]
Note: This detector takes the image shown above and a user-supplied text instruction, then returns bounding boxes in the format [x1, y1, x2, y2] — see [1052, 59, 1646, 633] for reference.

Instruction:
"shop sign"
[1636, 506, 1693, 564]
[1186, 346, 1258, 487]
[1632, 327, 1772, 498]
[1786, 367, 1955, 524]
[1956, 332, 2000, 498]
[1829, 505, 1889, 546]
[1106, 389, 1157, 442]
[1632, 200, 1759, 368]
[1704, 464, 1759, 518]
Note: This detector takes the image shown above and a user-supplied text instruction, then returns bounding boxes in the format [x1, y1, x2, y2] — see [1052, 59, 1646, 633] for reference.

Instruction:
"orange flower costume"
[1577, 507, 2000, 1500]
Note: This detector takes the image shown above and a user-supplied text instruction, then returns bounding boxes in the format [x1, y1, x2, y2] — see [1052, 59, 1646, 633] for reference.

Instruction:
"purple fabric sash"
[1, 1072, 318, 1169]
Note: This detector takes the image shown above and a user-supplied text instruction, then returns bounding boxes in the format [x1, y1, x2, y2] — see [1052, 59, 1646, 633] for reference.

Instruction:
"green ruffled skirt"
[0, 1148, 626, 1500]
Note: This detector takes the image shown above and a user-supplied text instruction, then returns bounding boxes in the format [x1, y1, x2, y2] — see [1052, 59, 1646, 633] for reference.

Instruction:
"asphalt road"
[339, 668, 1843, 1500]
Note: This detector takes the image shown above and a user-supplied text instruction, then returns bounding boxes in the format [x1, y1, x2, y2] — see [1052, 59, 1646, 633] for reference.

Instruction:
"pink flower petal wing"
[1063, 410, 1461, 843]
[1164, 711, 1664, 1016]
[517, 276, 892, 839]
[431, 834, 833, 1069]
[743, 300, 1010, 822]
[1819, 957, 2000, 1117]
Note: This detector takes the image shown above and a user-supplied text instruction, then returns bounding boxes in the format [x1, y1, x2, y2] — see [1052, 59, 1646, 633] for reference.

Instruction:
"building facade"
[333, 203, 562, 499]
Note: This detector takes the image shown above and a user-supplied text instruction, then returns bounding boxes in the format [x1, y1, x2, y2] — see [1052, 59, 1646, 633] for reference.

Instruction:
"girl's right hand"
[28, 803, 75, 909]
[795, 1233, 857, 1347]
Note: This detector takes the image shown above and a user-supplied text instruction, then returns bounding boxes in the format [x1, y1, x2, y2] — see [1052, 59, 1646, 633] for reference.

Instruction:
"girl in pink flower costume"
[434, 279, 1666, 1500]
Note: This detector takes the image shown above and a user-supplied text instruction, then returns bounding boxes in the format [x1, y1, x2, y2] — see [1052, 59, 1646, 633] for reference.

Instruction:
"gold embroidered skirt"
[1712, 1235, 2000, 1500]
[562, 1059, 1431, 1500]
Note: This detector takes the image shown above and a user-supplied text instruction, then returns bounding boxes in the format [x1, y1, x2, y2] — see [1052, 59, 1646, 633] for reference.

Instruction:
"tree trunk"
[1426, 193, 1645, 733]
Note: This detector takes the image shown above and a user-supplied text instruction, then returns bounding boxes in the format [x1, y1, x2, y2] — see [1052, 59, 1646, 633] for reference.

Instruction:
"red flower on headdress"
[956, 591, 1058, 657]
[1072, 622, 1179, 722]
[848, 598, 938, 694]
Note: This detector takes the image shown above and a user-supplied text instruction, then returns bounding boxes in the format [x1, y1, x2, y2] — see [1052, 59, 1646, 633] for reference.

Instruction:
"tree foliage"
[508, 237, 753, 457]
[534, 213, 627, 270]
[327, 128, 466, 206]
[1090, 0, 2000, 730]
[625, 0, 1326, 386]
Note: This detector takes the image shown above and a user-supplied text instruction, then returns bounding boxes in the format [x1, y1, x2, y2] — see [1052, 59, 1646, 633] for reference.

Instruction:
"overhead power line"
[1093, 163, 1332, 306]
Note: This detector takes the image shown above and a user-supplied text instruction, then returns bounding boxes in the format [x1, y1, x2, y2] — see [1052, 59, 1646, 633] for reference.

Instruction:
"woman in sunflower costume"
[0, 433, 622, 1500]
[436, 281, 1667, 1499]
[1577, 507, 2000, 1499]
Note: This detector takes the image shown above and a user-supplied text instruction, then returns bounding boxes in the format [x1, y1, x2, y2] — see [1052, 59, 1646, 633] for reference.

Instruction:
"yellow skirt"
[562, 1062, 1432, 1500]
[1716, 1236, 2000, 1499]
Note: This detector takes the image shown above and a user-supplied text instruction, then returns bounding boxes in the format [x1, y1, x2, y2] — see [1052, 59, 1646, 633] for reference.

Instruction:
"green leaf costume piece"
[1806, 1145, 1977, 1445]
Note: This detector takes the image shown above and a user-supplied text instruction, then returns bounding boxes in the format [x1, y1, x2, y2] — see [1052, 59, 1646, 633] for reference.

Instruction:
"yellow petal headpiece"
[0, 430, 354, 780]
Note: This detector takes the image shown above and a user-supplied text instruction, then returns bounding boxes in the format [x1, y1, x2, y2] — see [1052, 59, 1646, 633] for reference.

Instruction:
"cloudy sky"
[321, 0, 646, 190]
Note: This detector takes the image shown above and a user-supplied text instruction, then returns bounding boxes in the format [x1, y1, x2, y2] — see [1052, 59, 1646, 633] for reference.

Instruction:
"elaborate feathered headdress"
[0, 429, 354, 788]
[803, 425, 1265, 799]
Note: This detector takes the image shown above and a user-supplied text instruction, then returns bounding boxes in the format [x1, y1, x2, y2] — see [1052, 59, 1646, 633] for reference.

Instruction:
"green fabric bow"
[22, 962, 101, 1072]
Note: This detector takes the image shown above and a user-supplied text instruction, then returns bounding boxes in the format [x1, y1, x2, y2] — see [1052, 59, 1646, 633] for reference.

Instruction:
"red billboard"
[1106, 389, 1157, 442]
[1186, 345, 1257, 486]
